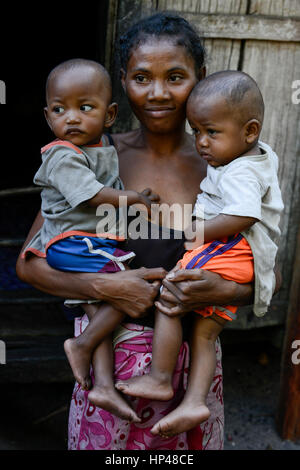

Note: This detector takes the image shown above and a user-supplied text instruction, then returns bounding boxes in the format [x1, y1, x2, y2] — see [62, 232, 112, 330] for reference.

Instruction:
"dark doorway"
[0, 1, 109, 190]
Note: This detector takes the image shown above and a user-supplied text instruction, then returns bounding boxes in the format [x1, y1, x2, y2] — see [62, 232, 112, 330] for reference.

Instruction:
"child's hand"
[138, 188, 160, 216]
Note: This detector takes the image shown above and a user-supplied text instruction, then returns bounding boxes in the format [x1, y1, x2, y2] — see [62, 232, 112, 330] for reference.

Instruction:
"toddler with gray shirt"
[23, 58, 160, 423]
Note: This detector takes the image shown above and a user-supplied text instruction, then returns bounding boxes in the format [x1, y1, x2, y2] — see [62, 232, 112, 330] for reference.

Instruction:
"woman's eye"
[53, 106, 64, 114]
[135, 75, 149, 83]
[169, 75, 182, 82]
[80, 104, 93, 111]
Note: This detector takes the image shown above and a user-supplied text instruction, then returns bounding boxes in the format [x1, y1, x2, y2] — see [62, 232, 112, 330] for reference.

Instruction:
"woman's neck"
[138, 123, 188, 158]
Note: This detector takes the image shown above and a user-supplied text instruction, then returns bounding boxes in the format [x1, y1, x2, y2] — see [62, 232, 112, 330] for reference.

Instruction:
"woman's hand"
[17, 240, 166, 320]
[155, 268, 253, 317]
[91, 267, 166, 319]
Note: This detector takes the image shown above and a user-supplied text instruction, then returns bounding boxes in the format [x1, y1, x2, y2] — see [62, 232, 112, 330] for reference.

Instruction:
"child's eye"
[191, 127, 199, 135]
[53, 106, 64, 114]
[208, 129, 217, 136]
[80, 104, 93, 111]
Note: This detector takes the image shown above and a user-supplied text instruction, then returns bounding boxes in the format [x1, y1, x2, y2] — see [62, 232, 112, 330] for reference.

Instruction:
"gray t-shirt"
[193, 141, 284, 317]
[23, 138, 124, 257]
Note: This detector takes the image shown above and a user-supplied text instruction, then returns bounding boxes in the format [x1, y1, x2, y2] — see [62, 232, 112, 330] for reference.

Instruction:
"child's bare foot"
[64, 338, 91, 390]
[115, 374, 174, 401]
[88, 385, 141, 423]
[150, 402, 210, 437]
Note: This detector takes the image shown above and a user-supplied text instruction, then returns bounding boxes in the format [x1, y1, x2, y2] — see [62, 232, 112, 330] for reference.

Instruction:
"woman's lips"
[144, 107, 175, 117]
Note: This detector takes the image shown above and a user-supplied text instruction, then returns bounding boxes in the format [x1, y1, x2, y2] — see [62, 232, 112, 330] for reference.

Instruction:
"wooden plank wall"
[108, 0, 300, 328]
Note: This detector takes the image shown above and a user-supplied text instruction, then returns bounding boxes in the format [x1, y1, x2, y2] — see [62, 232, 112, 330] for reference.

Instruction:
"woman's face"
[121, 38, 201, 134]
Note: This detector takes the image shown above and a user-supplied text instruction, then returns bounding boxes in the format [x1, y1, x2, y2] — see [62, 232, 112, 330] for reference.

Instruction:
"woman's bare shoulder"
[111, 129, 142, 154]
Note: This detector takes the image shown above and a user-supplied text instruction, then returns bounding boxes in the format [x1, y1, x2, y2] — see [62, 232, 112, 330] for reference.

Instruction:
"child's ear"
[244, 119, 261, 144]
[104, 102, 118, 128]
[44, 107, 53, 131]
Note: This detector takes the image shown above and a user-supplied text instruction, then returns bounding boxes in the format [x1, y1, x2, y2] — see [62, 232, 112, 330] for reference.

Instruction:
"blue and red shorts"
[47, 235, 135, 273]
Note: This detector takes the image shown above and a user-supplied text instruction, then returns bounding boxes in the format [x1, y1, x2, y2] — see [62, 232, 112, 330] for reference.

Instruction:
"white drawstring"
[83, 237, 134, 271]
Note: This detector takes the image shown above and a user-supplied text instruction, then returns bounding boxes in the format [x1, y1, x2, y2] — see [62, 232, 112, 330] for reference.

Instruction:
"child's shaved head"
[44, 58, 117, 147]
[46, 58, 112, 103]
[188, 70, 264, 125]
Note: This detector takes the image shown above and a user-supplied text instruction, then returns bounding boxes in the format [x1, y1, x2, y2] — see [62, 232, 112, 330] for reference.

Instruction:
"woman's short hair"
[119, 12, 206, 74]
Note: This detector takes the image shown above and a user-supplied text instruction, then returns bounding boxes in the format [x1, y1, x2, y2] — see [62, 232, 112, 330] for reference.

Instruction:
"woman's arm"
[16, 211, 166, 318]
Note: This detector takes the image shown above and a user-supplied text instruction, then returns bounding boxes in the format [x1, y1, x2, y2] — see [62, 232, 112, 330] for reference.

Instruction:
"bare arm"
[185, 214, 257, 250]
[88, 187, 160, 213]
[16, 211, 166, 318]
[203, 214, 257, 242]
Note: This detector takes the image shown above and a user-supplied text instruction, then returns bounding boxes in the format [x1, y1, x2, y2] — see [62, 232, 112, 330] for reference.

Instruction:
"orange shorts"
[179, 233, 254, 321]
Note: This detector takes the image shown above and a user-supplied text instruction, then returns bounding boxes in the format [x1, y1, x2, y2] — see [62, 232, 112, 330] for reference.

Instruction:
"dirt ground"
[222, 341, 300, 450]
[0, 338, 300, 451]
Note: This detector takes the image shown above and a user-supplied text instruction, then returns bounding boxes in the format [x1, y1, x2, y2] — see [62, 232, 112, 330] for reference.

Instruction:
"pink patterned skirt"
[68, 318, 224, 450]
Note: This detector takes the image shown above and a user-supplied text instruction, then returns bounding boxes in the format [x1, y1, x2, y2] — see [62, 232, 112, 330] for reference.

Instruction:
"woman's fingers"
[158, 269, 219, 315]
[165, 268, 205, 282]
[160, 279, 186, 302]
[161, 273, 204, 303]
[106, 268, 165, 319]
[138, 267, 167, 281]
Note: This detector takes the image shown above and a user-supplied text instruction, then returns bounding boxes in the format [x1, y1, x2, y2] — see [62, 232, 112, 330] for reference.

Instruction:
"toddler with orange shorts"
[115, 71, 284, 438]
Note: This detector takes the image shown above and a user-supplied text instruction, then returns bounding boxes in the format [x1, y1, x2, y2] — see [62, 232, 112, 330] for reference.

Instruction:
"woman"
[17, 13, 255, 450]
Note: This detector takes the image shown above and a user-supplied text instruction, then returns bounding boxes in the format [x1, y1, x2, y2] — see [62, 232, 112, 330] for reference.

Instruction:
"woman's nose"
[148, 80, 170, 100]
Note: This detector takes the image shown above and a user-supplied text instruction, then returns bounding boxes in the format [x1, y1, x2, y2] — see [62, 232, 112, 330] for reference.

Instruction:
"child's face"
[187, 95, 249, 167]
[45, 68, 115, 146]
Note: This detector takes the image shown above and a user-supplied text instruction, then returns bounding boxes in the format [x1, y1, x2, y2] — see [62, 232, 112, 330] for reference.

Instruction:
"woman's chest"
[119, 151, 205, 206]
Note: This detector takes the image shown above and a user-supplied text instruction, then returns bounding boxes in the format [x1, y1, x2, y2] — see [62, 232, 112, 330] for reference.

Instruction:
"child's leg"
[116, 307, 182, 401]
[151, 313, 225, 437]
[64, 303, 124, 390]
[87, 335, 141, 423]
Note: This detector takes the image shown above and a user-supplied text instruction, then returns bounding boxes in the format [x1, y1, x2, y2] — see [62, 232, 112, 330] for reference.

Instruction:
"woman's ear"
[104, 102, 118, 128]
[198, 66, 206, 81]
[244, 119, 261, 144]
[120, 68, 126, 92]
